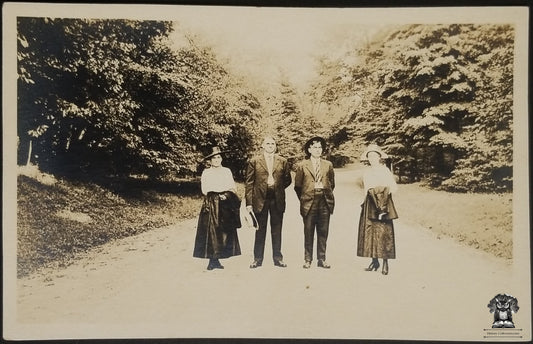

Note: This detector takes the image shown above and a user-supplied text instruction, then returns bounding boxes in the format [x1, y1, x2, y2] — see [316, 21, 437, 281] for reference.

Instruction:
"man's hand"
[246, 205, 253, 212]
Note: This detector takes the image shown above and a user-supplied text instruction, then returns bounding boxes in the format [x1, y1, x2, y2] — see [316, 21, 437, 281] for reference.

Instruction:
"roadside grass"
[394, 183, 512, 260]
[17, 173, 205, 277]
[16, 171, 512, 278]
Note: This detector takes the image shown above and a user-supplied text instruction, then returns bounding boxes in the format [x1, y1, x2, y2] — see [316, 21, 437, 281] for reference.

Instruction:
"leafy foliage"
[309, 24, 514, 192]
[262, 79, 327, 167]
[17, 18, 260, 180]
[17, 20, 514, 192]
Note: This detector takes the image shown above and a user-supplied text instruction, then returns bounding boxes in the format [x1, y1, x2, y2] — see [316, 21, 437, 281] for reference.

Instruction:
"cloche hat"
[360, 144, 389, 161]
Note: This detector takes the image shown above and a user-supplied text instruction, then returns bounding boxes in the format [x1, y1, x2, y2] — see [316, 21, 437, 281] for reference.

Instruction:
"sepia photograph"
[2, 2, 531, 342]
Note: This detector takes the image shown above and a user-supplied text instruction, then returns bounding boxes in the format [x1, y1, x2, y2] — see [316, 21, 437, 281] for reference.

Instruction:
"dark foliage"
[17, 18, 260, 182]
[308, 24, 514, 192]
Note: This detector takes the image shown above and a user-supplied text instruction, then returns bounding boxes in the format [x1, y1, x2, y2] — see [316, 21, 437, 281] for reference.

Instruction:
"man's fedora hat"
[360, 143, 389, 161]
[304, 136, 327, 152]
[203, 146, 229, 160]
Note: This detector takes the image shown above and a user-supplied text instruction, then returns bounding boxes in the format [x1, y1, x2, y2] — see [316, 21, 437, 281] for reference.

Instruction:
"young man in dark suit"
[294, 136, 335, 269]
[245, 135, 292, 268]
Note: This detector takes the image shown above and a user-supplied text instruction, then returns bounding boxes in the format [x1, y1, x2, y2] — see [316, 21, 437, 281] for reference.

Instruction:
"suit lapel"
[304, 159, 314, 179]
[306, 159, 327, 181]
[273, 154, 284, 173]
[258, 154, 267, 172]
[319, 159, 326, 179]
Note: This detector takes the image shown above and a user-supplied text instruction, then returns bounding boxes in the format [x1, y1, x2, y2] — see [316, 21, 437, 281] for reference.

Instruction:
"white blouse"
[201, 166, 236, 195]
[363, 164, 398, 194]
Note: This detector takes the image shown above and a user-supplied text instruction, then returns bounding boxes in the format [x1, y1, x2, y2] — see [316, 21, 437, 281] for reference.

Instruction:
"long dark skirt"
[193, 195, 241, 259]
[357, 198, 396, 259]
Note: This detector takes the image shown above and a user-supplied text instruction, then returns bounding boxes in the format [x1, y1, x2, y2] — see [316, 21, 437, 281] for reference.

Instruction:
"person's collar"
[310, 156, 321, 163]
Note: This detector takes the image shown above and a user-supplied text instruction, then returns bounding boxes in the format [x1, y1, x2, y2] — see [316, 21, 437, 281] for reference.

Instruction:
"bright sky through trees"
[169, 6, 385, 88]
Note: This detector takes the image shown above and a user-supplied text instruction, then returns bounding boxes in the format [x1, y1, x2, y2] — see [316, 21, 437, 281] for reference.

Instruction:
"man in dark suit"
[245, 135, 292, 268]
[294, 136, 335, 269]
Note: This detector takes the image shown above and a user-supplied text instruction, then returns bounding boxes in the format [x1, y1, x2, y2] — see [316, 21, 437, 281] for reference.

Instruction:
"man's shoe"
[303, 261, 311, 269]
[249, 260, 262, 268]
[317, 260, 331, 269]
[274, 260, 287, 267]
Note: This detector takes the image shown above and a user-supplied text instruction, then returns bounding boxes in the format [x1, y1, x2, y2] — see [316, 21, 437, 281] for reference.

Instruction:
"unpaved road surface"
[11, 167, 527, 341]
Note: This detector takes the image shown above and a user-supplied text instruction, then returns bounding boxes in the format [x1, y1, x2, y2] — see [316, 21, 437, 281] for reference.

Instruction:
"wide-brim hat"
[360, 144, 389, 161]
[304, 136, 327, 152]
[203, 146, 230, 160]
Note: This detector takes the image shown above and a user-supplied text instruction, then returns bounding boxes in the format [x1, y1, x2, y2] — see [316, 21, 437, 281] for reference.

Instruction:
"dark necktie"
[314, 160, 321, 182]
[267, 155, 274, 185]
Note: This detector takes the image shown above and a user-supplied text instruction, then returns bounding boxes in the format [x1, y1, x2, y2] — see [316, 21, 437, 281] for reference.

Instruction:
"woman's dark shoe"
[365, 259, 380, 271]
[207, 259, 224, 270]
[382, 259, 389, 275]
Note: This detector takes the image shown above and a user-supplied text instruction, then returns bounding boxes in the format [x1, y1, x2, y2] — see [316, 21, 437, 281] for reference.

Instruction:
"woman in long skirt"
[357, 144, 398, 275]
[193, 146, 241, 270]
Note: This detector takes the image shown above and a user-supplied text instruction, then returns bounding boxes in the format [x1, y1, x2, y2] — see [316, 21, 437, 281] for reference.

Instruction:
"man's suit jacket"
[245, 154, 292, 213]
[294, 158, 335, 217]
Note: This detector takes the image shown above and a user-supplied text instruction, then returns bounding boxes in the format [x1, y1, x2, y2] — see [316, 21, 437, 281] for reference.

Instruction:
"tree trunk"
[26, 140, 32, 166]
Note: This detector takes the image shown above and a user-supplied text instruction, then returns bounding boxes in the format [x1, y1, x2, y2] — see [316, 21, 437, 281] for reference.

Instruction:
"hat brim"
[203, 150, 230, 160]
[360, 149, 389, 161]
[304, 136, 327, 151]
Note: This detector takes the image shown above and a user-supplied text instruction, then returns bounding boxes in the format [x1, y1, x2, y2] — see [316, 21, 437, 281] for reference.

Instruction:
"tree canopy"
[18, 18, 261, 180]
[309, 24, 514, 192]
[18, 19, 514, 192]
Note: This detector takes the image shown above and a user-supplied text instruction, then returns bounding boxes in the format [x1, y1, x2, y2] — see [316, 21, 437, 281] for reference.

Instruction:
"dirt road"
[12, 167, 525, 341]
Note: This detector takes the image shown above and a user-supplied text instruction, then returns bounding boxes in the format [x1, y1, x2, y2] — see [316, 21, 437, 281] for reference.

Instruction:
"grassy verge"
[17, 172, 205, 277]
[394, 183, 512, 260]
[17, 171, 512, 278]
